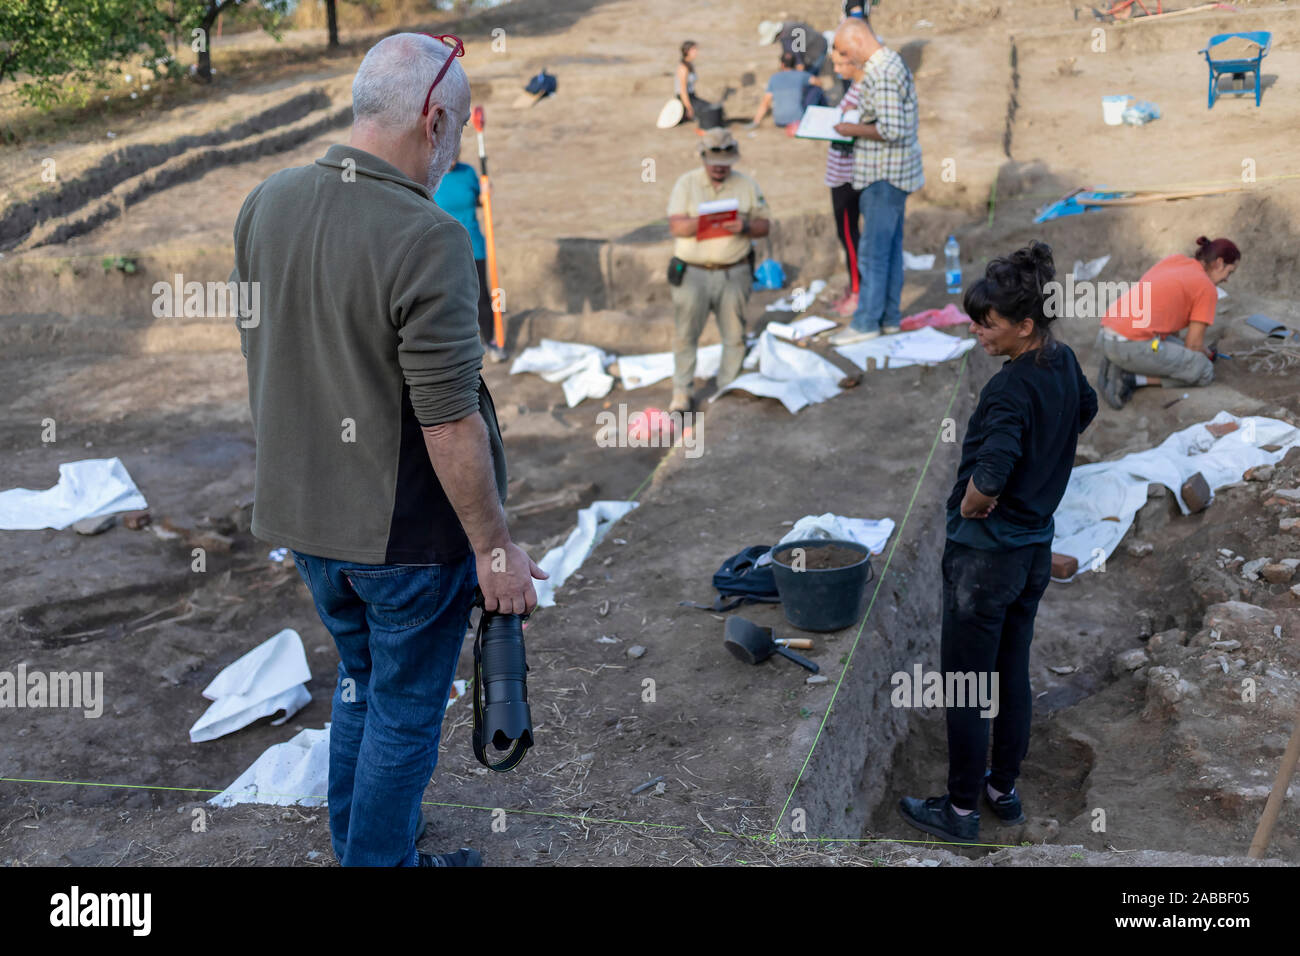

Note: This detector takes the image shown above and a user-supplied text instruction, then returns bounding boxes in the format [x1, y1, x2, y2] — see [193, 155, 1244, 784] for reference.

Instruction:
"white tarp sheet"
[534, 500, 639, 608]
[617, 345, 722, 390]
[1053, 412, 1300, 578]
[715, 330, 844, 413]
[717, 327, 974, 414]
[190, 629, 312, 743]
[209, 726, 329, 808]
[836, 326, 976, 370]
[509, 339, 615, 407]
[0, 458, 148, 530]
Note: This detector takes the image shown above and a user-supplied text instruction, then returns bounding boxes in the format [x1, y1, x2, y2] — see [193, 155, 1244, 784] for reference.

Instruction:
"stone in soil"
[1260, 563, 1295, 584]
[72, 514, 116, 535]
[1124, 540, 1153, 558]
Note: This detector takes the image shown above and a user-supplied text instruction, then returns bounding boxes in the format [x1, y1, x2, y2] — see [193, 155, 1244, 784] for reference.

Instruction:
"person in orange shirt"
[1095, 236, 1240, 409]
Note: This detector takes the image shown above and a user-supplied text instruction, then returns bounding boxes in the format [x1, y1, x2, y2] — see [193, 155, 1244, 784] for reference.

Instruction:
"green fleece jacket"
[232, 144, 507, 564]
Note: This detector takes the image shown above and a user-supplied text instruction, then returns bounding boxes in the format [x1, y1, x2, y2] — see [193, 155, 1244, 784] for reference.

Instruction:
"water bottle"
[944, 235, 962, 295]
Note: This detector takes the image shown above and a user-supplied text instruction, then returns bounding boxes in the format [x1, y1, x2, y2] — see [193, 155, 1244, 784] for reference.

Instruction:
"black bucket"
[769, 538, 873, 632]
[696, 103, 724, 129]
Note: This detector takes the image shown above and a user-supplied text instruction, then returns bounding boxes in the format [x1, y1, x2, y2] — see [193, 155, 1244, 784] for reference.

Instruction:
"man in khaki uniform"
[666, 128, 771, 412]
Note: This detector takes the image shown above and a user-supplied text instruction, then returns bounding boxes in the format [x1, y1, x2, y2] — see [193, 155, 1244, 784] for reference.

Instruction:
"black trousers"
[473, 258, 495, 345]
[830, 182, 862, 292]
[940, 537, 1051, 810]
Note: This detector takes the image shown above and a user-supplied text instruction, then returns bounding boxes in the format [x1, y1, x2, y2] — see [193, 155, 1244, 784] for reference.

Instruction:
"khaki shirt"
[667, 166, 770, 266]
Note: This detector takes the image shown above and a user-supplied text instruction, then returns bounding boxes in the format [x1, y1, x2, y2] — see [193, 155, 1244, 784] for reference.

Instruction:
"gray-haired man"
[231, 33, 546, 868]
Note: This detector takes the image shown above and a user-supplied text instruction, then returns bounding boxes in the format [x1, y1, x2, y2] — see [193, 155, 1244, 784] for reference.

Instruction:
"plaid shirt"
[851, 47, 924, 193]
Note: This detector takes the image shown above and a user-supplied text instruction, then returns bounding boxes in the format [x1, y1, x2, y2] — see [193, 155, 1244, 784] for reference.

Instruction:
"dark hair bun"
[1196, 235, 1210, 247]
[964, 240, 1057, 330]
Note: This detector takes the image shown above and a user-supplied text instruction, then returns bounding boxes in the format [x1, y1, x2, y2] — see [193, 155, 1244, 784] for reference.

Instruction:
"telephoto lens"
[471, 596, 534, 772]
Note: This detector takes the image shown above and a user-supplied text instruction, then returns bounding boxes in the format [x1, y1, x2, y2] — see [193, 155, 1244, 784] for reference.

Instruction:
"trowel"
[724, 617, 820, 673]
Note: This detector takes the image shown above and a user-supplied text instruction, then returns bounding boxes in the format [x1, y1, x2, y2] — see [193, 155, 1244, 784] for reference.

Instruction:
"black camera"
[470, 592, 534, 772]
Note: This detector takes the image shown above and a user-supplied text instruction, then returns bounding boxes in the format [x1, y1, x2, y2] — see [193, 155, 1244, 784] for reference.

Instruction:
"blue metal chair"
[1200, 31, 1271, 108]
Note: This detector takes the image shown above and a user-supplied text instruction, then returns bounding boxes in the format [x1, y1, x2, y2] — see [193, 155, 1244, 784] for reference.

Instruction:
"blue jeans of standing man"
[292, 550, 477, 866]
[850, 180, 908, 334]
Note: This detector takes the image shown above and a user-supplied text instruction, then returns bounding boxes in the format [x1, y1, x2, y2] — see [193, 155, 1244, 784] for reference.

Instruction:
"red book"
[696, 198, 739, 240]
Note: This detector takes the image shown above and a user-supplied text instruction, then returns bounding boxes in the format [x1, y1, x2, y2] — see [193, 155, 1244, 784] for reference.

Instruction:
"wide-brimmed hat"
[698, 127, 740, 164]
[758, 20, 783, 45]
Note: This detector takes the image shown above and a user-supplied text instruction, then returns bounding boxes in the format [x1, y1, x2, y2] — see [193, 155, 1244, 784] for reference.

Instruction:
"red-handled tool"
[471, 106, 505, 350]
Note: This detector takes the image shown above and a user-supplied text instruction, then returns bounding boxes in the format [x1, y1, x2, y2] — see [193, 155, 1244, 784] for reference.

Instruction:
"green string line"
[0, 776, 1015, 849]
[767, 350, 970, 840]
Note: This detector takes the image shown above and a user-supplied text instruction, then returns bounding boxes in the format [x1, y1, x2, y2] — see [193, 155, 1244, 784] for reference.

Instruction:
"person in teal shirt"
[434, 150, 506, 361]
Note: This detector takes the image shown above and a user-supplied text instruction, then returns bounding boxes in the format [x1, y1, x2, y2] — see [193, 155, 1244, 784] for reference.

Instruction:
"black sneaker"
[418, 847, 483, 867]
[897, 795, 980, 843]
[983, 774, 1027, 825]
[1096, 354, 1113, 398]
[1101, 364, 1135, 409]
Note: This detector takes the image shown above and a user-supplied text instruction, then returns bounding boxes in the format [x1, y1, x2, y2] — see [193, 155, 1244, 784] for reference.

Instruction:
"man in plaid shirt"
[830, 15, 924, 345]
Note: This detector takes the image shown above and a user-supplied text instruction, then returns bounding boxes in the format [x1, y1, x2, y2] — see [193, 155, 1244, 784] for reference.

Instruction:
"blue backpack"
[681, 545, 781, 612]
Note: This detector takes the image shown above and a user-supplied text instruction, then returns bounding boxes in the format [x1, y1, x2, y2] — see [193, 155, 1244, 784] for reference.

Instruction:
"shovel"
[724, 617, 819, 673]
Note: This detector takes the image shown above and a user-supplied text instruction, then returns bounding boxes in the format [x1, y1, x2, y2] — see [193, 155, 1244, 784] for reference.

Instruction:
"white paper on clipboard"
[795, 106, 860, 142]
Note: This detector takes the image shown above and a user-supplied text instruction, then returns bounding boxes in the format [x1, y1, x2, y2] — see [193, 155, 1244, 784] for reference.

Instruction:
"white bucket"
[1102, 95, 1131, 126]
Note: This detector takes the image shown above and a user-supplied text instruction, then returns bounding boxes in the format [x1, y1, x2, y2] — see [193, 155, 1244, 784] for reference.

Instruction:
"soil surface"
[2, 0, 1299, 867]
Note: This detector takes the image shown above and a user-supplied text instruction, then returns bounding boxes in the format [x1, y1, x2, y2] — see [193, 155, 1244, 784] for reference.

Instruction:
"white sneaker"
[829, 327, 882, 346]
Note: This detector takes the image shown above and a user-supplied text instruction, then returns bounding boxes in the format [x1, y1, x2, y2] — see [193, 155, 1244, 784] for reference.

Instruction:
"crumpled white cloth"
[534, 500, 639, 608]
[903, 251, 935, 270]
[1071, 254, 1110, 281]
[0, 458, 148, 530]
[618, 345, 722, 390]
[189, 629, 312, 743]
[510, 339, 615, 407]
[209, 726, 330, 808]
[765, 279, 827, 312]
[1053, 412, 1300, 579]
[778, 512, 896, 555]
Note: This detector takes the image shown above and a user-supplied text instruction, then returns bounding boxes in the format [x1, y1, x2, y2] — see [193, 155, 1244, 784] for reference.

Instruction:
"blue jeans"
[850, 180, 908, 334]
[291, 550, 477, 866]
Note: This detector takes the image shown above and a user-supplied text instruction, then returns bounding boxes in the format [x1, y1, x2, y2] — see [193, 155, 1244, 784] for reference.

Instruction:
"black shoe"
[983, 774, 1027, 825]
[897, 794, 980, 843]
[1101, 363, 1135, 409]
[1096, 354, 1113, 398]
[418, 847, 482, 867]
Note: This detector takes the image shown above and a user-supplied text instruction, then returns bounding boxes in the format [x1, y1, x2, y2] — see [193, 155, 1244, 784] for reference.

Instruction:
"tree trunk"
[196, 5, 220, 82]
[326, 0, 339, 49]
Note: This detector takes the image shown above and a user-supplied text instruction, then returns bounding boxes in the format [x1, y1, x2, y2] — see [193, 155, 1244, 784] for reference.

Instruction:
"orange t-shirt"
[1102, 254, 1217, 340]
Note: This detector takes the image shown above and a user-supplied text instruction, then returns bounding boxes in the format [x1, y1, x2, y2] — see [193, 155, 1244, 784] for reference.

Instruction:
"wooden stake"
[1248, 696, 1300, 858]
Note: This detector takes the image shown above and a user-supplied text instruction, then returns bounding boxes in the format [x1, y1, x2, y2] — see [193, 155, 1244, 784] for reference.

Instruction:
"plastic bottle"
[944, 236, 962, 295]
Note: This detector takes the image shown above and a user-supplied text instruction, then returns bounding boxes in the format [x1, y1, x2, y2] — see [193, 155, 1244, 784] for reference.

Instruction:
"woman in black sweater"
[898, 241, 1098, 844]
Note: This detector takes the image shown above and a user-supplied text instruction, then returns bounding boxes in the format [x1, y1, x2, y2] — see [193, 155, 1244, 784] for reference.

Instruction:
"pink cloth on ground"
[900, 303, 971, 332]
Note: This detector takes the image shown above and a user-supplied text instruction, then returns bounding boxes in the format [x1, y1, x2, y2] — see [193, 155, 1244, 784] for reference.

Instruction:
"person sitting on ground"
[434, 143, 507, 363]
[665, 128, 771, 413]
[750, 52, 813, 130]
[759, 19, 830, 75]
[675, 40, 717, 127]
[1095, 236, 1240, 409]
[898, 242, 1098, 846]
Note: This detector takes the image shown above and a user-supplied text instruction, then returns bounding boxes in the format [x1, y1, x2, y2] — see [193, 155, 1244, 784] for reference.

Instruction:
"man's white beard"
[425, 130, 460, 192]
